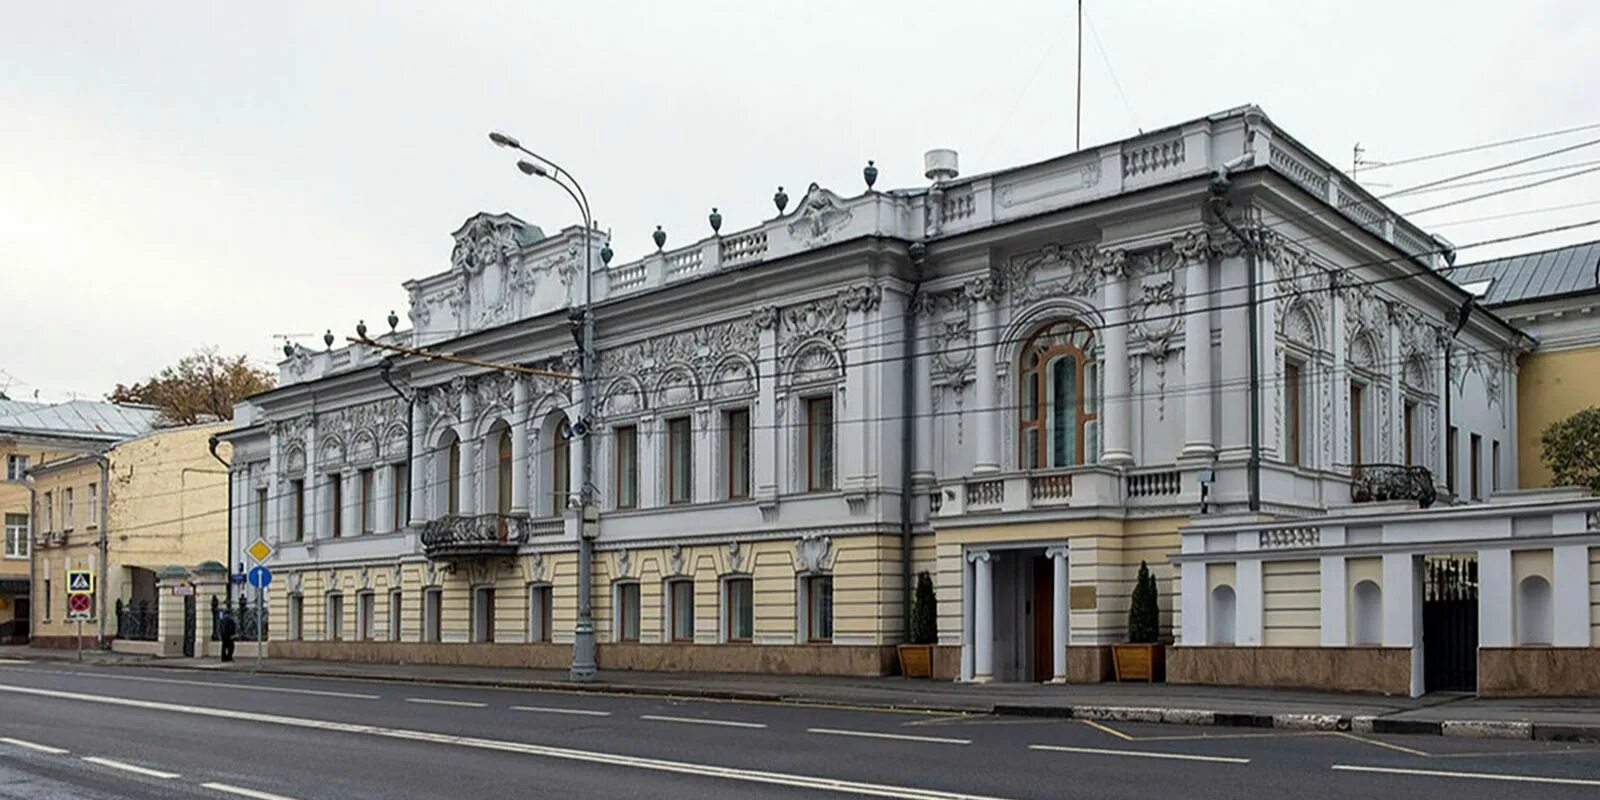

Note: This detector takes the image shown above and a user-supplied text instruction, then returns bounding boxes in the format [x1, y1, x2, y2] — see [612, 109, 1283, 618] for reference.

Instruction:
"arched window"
[496, 428, 513, 515]
[1351, 580, 1382, 646]
[447, 438, 461, 515]
[1019, 320, 1100, 468]
[1208, 585, 1236, 645]
[551, 421, 572, 511]
[1517, 575, 1551, 645]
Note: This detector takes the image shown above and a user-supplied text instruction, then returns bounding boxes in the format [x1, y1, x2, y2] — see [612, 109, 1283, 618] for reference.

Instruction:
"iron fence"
[115, 598, 158, 642]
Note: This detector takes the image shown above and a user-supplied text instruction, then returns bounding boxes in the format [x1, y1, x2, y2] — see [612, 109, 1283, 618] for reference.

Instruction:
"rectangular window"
[392, 464, 409, 531]
[529, 585, 552, 643]
[44, 577, 51, 620]
[423, 588, 443, 643]
[326, 594, 344, 641]
[388, 589, 403, 641]
[1349, 382, 1365, 468]
[288, 594, 303, 640]
[1470, 433, 1483, 501]
[86, 483, 97, 528]
[448, 442, 462, 515]
[552, 429, 571, 512]
[724, 578, 753, 642]
[726, 408, 751, 499]
[667, 417, 692, 504]
[1447, 426, 1459, 495]
[4, 514, 28, 559]
[1492, 439, 1502, 492]
[62, 488, 74, 531]
[329, 474, 343, 538]
[42, 492, 52, 532]
[617, 583, 641, 642]
[1283, 362, 1302, 466]
[807, 576, 834, 642]
[357, 592, 375, 641]
[1403, 401, 1417, 466]
[360, 468, 375, 534]
[5, 454, 28, 481]
[806, 396, 835, 491]
[472, 587, 495, 643]
[255, 487, 268, 537]
[291, 480, 306, 541]
[669, 580, 695, 642]
[615, 425, 638, 509]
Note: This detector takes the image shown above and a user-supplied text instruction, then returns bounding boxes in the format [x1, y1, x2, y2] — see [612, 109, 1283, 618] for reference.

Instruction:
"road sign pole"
[76, 620, 82, 662]
[255, 584, 264, 672]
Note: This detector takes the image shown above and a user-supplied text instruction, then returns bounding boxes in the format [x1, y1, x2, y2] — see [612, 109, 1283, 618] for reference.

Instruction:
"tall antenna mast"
[1075, 0, 1084, 150]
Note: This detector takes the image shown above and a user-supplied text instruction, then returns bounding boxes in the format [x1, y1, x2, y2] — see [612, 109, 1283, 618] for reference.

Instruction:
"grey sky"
[3, 1, 1597, 402]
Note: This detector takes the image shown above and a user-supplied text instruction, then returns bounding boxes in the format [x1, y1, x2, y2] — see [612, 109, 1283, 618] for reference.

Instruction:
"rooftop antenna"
[1075, 0, 1083, 151]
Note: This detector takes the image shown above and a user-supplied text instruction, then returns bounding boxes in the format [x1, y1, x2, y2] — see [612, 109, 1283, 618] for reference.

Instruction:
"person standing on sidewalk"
[217, 607, 237, 663]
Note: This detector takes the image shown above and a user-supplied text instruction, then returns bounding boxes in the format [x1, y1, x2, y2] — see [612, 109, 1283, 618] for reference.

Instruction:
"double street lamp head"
[488, 131, 520, 150]
[517, 159, 549, 178]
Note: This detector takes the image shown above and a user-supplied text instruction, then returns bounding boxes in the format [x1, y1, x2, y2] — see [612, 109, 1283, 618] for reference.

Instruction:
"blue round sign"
[247, 565, 273, 589]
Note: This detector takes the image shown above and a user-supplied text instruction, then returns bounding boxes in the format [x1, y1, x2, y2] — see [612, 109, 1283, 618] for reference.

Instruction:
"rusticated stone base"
[1168, 646, 1412, 695]
[1069, 646, 1113, 683]
[932, 645, 962, 680]
[27, 635, 97, 650]
[1479, 647, 1600, 697]
[269, 640, 899, 676]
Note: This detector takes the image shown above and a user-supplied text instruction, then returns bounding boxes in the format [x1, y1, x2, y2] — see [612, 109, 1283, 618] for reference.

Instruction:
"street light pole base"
[569, 619, 597, 682]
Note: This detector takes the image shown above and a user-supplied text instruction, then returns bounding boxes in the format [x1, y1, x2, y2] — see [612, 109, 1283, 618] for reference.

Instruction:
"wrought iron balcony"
[1351, 463, 1437, 509]
[420, 513, 531, 560]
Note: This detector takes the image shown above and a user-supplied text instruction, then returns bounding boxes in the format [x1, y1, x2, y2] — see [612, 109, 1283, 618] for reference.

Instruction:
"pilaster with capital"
[966, 275, 1002, 473]
[456, 383, 478, 516]
[839, 283, 883, 492]
[510, 378, 530, 514]
[751, 306, 779, 503]
[1177, 232, 1214, 457]
[1098, 249, 1134, 466]
[911, 293, 936, 483]
[408, 399, 427, 526]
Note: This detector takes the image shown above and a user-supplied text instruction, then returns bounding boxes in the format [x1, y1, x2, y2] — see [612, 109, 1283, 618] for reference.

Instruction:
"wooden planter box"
[897, 644, 934, 678]
[1112, 643, 1165, 683]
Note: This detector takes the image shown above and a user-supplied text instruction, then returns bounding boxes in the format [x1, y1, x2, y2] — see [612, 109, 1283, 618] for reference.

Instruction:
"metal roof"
[0, 400, 161, 441]
[1450, 238, 1600, 307]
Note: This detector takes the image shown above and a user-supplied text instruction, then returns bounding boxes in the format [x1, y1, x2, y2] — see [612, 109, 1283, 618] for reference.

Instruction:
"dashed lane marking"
[0, 659, 30, 665]
[511, 705, 613, 717]
[201, 781, 302, 800]
[80, 756, 181, 779]
[1029, 744, 1251, 765]
[1331, 764, 1600, 787]
[405, 698, 488, 708]
[0, 683, 1011, 800]
[807, 728, 971, 745]
[639, 714, 767, 729]
[0, 737, 68, 755]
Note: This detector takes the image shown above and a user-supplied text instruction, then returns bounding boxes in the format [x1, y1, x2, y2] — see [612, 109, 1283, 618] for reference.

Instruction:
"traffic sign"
[66, 569, 94, 594]
[67, 592, 92, 621]
[247, 565, 273, 589]
[246, 539, 273, 563]
[231, 573, 247, 584]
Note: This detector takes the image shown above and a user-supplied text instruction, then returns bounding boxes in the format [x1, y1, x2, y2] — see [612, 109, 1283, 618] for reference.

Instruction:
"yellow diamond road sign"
[247, 539, 274, 563]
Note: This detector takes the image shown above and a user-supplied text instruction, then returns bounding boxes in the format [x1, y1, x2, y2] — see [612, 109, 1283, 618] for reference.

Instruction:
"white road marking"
[808, 728, 971, 745]
[0, 683, 1006, 800]
[511, 705, 612, 717]
[0, 736, 68, 754]
[1331, 764, 1600, 787]
[1029, 744, 1251, 765]
[80, 756, 181, 779]
[405, 697, 488, 708]
[48, 669, 379, 700]
[640, 714, 767, 729]
[201, 781, 302, 800]
[0, 659, 30, 665]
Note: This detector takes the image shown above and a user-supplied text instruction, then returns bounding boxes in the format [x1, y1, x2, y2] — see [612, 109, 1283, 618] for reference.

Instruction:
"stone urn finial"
[774, 186, 789, 214]
[709, 207, 723, 234]
[652, 226, 667, 250]
[863, 159, 878, 190]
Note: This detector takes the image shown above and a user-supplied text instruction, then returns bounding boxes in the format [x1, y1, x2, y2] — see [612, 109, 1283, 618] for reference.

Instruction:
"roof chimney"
[924, 149, 959, 183]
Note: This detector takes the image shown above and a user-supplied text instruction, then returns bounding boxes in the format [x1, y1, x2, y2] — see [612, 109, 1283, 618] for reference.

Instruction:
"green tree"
[909, 570, 937, 645]
[1541, 407, 1600, 492]
[109, 348, 275, 425]
[1127, 561, 1160, 644]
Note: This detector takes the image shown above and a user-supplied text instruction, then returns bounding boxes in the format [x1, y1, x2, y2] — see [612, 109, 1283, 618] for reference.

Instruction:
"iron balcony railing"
[1351, 463, 1437, 509]
[420, 513, 531, 560]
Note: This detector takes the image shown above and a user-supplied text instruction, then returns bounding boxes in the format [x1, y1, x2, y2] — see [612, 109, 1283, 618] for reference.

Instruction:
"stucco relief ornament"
[785, 184, 853, 246]
[1172, 230, 1210, 263]
[726, 541, 744, 574]
[963, 273, 1002, 304]
[615, 550, 632, 579]
[357, 565, 371, 590]
[1093, 248, 1128, 279]
[528, 552, 545, 583]
[391, 563, 404, 588]
[838, 283, 882, 313]
[668, 544, 685, 576]
[792, 535, 832, 573]
[751, 305, 778, 331]
[933, 314, 975, 382]
[1004, 243, 1097, 305]
[407, 287, 431, 327]
[288, 572, 303, 594]
[779, 295, 847, 357]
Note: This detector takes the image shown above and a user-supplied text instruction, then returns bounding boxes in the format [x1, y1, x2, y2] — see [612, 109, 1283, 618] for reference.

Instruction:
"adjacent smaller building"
[27, 422, 230, 648]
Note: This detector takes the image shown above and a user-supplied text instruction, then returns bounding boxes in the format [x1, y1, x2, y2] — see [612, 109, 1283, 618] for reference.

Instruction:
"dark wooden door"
[1032, 556, 1053, 682]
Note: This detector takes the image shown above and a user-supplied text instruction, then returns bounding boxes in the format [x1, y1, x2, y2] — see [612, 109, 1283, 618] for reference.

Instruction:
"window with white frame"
[423, 587, 443, 642]
[391, 463, 409, 530]
[667, 579, 695, 642]
[472, 586, 495, 643]
[615, 582, 641, 642]
[388, 588, 403, 641]
[360, 468, 375, 533]
[328, 473, 344, 537]
[290, 479, 306, 540]
[288, 593, 303, 640]
[62, 488, 74, 531]
[256, 487, 268, 537]
[1349, 380, 1367, 468]
[1018, 320, 1100, 468]
[667, 417, 692, 504]
[528, 584, 552, 643]
[724, 577, 753, 642]
[326, 592, 344, 641]
[805, 396, 835, 491]
[614, 425, 638, 509]
[725, 408, 751, 499]
[41, 491, 52, 532]
[802, 575, 833, 642]
[1284, 360, 1304, 466]
[5, 455, 28, 481]
[357, 591, 375, 641]
[86, 483, 98, 528]
[4, 514, 27, 559]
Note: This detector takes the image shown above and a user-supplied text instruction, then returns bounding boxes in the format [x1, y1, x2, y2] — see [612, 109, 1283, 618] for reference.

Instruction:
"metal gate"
[1422, 555, 1478, 693]
[182, 595, 196, 657]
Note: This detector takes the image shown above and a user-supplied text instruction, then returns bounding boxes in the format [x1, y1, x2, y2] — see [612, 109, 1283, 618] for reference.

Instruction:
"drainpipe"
[1207, 156, 1262, 513]
[91, 454, 110, 648]
[207, 436, 232, 599]
[899, 243, 928, 639]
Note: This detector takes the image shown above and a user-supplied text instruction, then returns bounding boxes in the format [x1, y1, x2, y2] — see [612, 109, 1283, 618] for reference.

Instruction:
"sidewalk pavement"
[7, 646, 1598, 742]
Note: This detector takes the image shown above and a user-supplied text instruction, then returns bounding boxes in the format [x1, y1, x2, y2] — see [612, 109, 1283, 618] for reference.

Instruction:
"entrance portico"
[962, 543, 1069, 683]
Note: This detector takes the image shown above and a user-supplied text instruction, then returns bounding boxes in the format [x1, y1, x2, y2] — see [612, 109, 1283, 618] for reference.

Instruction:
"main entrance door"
[1422, 555, 1478, 693]
[1032, 556, 1054, 682]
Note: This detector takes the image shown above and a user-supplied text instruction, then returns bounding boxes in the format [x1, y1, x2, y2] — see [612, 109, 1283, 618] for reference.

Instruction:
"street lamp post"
[492, 131, 598, 682]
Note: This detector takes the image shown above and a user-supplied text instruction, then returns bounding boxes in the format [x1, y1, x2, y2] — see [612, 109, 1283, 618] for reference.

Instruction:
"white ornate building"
[221, 105, 1524, 680]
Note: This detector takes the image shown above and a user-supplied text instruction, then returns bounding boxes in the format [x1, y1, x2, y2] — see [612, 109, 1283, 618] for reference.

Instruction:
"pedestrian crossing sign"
[66, 569, 94, 594]
[247, 539, 273, 563]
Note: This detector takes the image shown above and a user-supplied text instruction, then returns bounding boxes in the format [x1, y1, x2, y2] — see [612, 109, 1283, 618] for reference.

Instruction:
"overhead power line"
[1357, 121, 1600, 174]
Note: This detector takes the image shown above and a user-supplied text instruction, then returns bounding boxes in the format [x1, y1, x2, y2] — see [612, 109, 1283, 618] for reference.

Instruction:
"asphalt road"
[0, 661, 1597, 799]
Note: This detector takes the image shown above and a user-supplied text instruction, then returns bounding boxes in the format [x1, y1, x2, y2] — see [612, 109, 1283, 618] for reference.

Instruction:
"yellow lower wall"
[1262, 559, 1320, 646]
[1517, 345, 1600, 489]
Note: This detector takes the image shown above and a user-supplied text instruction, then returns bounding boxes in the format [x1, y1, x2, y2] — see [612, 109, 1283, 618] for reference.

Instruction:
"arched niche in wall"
[1208, 585, 1237, 646]
[1351, 579, 1382, 646]
[1516, 575, 1552, 646]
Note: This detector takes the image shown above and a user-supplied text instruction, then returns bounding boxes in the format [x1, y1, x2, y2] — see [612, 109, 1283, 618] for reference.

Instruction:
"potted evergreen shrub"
[1112, 561, 1165, 682]
[898, 571, 938, 678]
